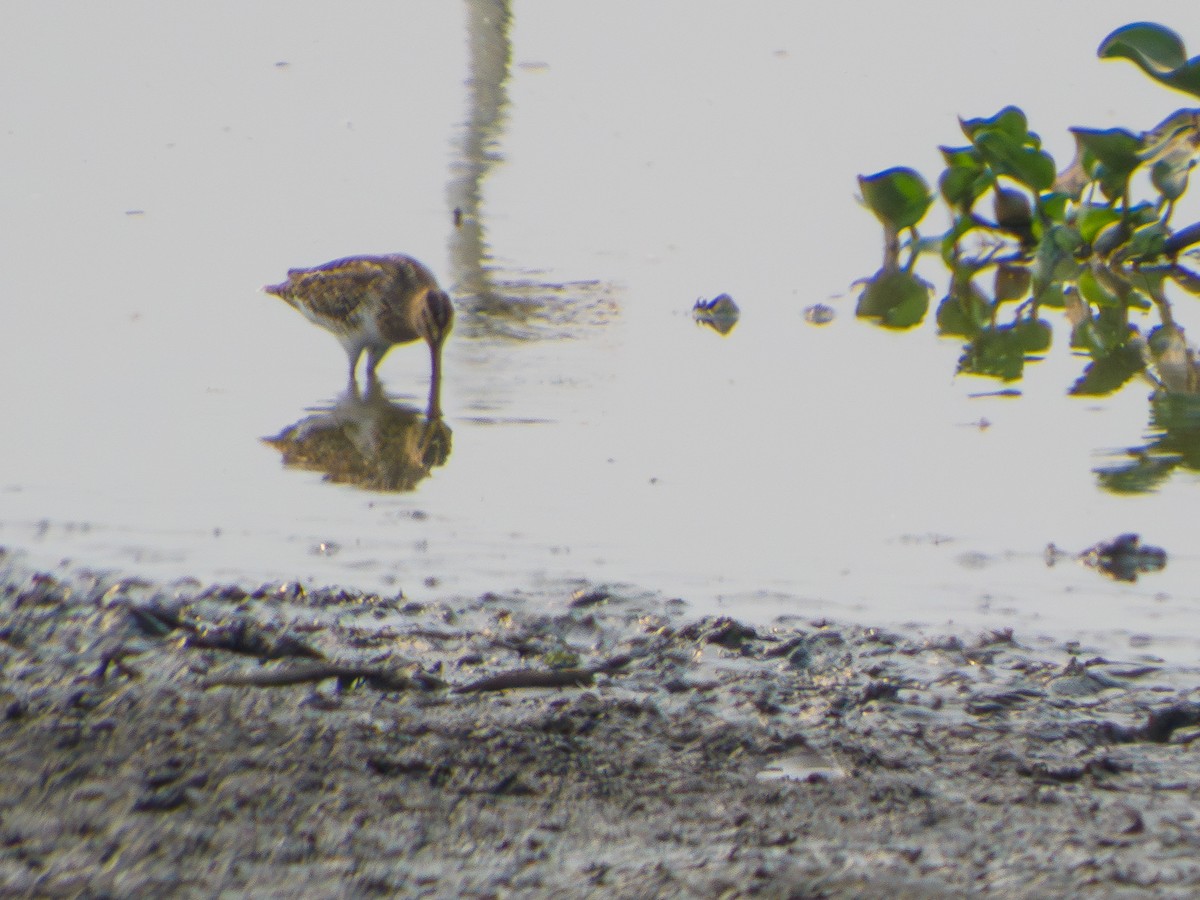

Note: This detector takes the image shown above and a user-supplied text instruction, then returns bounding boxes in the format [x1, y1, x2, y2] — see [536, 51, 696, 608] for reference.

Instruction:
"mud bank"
[2, 549, 1199, 897]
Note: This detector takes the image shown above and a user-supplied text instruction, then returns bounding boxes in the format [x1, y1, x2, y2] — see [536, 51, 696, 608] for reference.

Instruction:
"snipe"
[264, 254, 453, 416]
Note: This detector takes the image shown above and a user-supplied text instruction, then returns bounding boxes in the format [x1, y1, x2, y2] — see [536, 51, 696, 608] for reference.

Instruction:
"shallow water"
[4, 2, 1200, 660]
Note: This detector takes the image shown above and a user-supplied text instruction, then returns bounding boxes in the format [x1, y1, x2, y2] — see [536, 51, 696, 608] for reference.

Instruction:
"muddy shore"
[2, 547, 1199, 897]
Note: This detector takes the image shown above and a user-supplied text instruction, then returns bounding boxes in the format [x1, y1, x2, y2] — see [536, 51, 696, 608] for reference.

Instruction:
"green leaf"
[1031, 223, 1084, 293]
[1078, 266, 1120, 308]
[960, 106, 1033, 144]
[1077, 204, 1123, 245]
[1035, 282, 1068, 309]
[1150, 153, 1193, 200]
[1124, 265, 1168, 303]
[1091, 220, 1130, 257]
[858, 168, 934, 231]
[856, 269, 931, 329]
[940, 145, 982, 168]
[1099, 23, 1187, 76]
[1116, 221, 1170, 262]
[1069, 127, 1144, 200]
[939, 164, 989, 209]
[1071, 305, 1135, 355]
[973, 130, 1056, 191]
[1099, 22, 1200, 99]
[1039, 192, 1071, 224]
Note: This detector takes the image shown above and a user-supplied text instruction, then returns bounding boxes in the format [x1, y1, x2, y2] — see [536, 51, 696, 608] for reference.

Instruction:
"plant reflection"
[263, 380, 451, 492]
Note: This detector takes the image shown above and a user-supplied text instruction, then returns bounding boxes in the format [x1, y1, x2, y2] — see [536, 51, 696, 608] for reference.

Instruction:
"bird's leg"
[362, 347, 384, 391]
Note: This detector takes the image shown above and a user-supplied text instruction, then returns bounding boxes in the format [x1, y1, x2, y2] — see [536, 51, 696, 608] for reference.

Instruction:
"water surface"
[4, 2, 1200, 660]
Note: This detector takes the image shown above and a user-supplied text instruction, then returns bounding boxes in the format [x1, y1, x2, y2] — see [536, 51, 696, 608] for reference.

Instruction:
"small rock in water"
[1077, 533, 1166, 583]
[804, 303, 835, 325]
[692, 294, 740, 335]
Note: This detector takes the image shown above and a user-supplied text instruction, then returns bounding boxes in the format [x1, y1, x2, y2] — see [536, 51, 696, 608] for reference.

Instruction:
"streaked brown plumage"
[264, 254, 453, 416]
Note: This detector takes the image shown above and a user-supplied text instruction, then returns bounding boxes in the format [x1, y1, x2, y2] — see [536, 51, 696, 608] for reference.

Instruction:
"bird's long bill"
[427, 342, 444, 419]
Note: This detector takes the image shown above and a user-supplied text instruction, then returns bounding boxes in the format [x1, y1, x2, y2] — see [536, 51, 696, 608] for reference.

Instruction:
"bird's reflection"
[263, 379, 451, 492]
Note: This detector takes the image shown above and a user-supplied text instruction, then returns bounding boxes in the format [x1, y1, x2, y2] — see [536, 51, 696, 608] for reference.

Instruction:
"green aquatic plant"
[855, 22, 1200, 493]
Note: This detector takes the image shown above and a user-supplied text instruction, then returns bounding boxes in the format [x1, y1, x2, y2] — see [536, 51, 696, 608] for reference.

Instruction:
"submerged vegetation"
[856, 22, 1200, 493]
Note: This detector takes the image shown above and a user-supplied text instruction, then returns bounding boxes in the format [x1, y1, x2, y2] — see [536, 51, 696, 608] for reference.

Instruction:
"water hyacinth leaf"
[958, 327, 1027, 381]
[1092, 262, 1151, 307]
[1153, 392, 1200, 431]
[1069, 343, 1146, 396]
[1078, 266, 1121, 308]
[856, 269, 931, 329]
[1130, 264, 1169, 292]
[859, 168, 934, 231]
[972, 130, 1056, 191]
[1040, 192, 1072, 224]
[1035, 282, 1068, 309]
[995, 264, 1031, 303]
[993, 185, 1032, 227]
[1115, 221, 1170, 262]
[1071, 305, 1136, 356]
[1091, 219, 1130, 257]
[1140, 108, 1200, 162]
[1100, 23, 1187, 77]
[940, 145, 982, 168]
[1032, 223, 1085, 289]
[1151, 155, 1192, 200]
[1100, 22, 1200, 99]
[936, 295, 980, 338]
[1096, 456, 1176, 495]
[939, 164, 989, 209]
[936, 272, 992, 337]
[1095, 202, 1163, 256]
[1077, 204, 1123, 245]
[1069, 127, 1144, 199]
[1014, 317, 1052, 353]
[960, 106, 1034, 144]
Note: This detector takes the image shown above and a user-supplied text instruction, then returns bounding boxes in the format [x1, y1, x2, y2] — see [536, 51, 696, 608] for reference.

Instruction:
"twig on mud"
[1099, 702, 1200, 743]
[127, 602, 325, 661]
[453, 654, 632, 694]
[201, 662, 442, 692]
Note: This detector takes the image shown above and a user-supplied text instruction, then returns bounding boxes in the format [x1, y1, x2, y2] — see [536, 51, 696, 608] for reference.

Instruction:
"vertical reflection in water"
[448, 1, 622, 340]
[447, 0, 512, 306]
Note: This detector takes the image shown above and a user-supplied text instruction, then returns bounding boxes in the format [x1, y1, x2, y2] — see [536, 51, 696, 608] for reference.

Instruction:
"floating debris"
[803, 303, 835, 325]
[1080, 533, 1167, 582]
[692, 293, 740, 335]
[1047, 533, 1167, 582]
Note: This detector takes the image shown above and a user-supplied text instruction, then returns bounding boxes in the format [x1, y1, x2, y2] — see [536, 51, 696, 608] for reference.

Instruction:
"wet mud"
[2, 547, 1199, 897]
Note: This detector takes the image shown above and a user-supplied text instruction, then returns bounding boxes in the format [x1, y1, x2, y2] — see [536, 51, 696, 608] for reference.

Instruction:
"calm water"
[5, 2, 1200, 659]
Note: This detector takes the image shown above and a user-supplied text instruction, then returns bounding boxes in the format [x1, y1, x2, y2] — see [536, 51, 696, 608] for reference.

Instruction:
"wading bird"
[264, 254, 453, 416]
